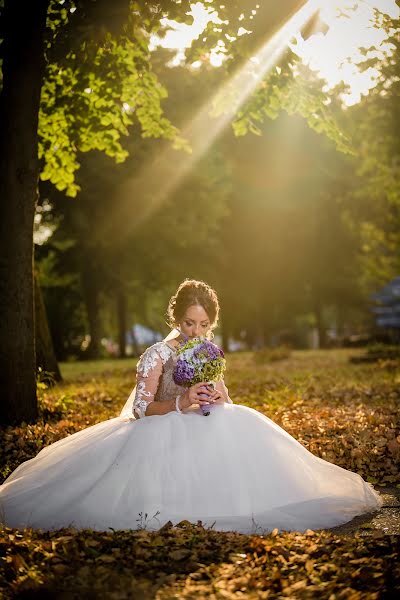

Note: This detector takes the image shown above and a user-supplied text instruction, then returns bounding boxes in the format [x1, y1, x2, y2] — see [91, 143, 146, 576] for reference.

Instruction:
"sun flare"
[296, 0, 399, 104]
[152, 0, 399, 105]
[106, 0, 399, 241]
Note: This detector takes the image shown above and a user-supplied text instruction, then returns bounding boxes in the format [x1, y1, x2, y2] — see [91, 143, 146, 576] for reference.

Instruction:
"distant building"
[371, 276, 400, 333]
[126, 324, 163, 355]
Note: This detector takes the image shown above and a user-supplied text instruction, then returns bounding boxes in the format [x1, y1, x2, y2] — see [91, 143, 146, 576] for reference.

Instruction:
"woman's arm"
[145, 383, 214, 416]
[132, 346, 215, 418]
[213, 379, 233, 404]
[145, 396, 178, 416]
[132, 347, 163, 418]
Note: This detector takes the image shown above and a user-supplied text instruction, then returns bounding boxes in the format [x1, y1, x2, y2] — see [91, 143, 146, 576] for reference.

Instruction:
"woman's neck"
[163, 328, 185, 348]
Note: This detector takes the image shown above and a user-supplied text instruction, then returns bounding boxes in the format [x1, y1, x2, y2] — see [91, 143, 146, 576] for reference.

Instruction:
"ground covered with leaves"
[1, 349, 399, 598]
[1, 523, 399, 599]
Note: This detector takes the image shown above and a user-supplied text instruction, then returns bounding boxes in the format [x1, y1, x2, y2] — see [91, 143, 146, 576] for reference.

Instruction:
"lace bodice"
[131, 341, 232, 419]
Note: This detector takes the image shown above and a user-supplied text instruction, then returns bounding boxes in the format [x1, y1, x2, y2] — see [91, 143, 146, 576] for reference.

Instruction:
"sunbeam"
[105, 0, 323, 242]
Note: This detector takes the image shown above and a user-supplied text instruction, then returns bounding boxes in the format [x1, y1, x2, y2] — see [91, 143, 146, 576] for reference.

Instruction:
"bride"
[0, 279, 382, 533]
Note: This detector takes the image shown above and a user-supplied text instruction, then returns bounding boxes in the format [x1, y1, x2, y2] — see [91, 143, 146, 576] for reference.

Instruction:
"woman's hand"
[180, 382, 217, 410]
[207, 387, 223, 404]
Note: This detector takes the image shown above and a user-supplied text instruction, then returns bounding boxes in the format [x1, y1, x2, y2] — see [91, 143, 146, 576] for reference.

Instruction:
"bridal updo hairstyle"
[167, 279, 220, 333]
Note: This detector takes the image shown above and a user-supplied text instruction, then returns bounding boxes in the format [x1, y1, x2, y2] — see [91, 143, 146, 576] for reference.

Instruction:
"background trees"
[0, 0, 320, 424]
[348, 13, 400, 295]
[1, 1, 398, 424]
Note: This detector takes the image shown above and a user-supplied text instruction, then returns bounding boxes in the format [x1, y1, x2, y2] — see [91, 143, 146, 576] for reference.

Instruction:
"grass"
[59, 357, 138, 381]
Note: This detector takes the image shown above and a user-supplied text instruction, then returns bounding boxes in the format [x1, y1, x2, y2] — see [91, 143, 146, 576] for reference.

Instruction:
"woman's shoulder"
[136, 341, 174, 377]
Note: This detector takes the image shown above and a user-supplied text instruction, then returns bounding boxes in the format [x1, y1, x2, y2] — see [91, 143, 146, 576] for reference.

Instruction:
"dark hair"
[167, 279, 220, 331]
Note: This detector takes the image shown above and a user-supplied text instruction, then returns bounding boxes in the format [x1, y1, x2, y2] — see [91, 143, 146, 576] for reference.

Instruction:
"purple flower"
[173, 359, 195, 386]
[195, 340, 221, 361]
[172, 338, 225, 416]
[193, 342, 207, 357]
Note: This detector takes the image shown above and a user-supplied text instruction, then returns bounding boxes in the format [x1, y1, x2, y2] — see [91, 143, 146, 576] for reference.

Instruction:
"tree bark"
[34, 275, 62, 382]
[314, 297, 327, 349]
[81, 261, 102, 359]
[0, 0, 49, 424]
[220, 319, 230, 354]
[116, 285, 127, 358]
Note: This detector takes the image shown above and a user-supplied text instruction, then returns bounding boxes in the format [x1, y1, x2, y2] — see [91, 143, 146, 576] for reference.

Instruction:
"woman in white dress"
[0, 279, 382, 533]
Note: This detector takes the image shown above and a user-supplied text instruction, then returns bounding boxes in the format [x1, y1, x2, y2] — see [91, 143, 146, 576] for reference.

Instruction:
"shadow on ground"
[328, 486, 400, 535]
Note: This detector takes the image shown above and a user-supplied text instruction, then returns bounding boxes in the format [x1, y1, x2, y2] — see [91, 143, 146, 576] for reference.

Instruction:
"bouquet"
[173, 337, 226, 415]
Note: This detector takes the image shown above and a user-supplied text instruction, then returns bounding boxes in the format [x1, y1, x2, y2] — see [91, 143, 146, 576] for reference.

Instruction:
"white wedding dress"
[0, 340, 382, 533]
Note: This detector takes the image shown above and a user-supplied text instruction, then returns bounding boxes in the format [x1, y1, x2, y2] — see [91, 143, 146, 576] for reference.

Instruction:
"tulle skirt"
[0, 403, 382, 533]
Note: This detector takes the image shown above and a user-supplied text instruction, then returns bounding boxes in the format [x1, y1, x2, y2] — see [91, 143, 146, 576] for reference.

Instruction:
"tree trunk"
[34, 274, 62, 382]
[81, 261, 102, 359]
[220, 319, 230, 354]
[0, 0, 49, 425]
[336, 303, 347, 341]
[130, 325, 140, 357]
[116, 285, 127, 358]
[314, 297, 327, 349]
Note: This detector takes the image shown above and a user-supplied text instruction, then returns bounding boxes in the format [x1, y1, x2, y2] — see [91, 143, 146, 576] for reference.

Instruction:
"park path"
[328, 486, 400, 536]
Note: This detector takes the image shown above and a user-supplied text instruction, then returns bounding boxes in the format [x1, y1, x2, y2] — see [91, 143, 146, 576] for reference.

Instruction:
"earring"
[208, 331, 215, 340]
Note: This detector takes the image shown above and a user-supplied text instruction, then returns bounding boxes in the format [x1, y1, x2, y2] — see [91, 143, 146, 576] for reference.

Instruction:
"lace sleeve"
[216, 379, 233, 404]
[132, 346, 164, 419]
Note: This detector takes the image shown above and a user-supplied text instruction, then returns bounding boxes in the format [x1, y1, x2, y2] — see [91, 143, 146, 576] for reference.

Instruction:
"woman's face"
[178, 304, 211, 339]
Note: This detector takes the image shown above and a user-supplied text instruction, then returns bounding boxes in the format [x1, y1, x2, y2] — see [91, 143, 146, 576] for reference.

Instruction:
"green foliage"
[227, 56, 353, 154]
[36, 1, 357, 196]
[345, 14, 400, 292]
[366, 343, 400, 357]
[349, 344, 400, 364]
[28, 3, 400, 356]
[36, 55, 233, 352]
[38, 2, 311, 198]
[39, 24, 186, 196]
[213, 106, 363, 347]
[36, 367, 57, 391]
[39, 392, 75, 420]
[36, 247, 77, 288]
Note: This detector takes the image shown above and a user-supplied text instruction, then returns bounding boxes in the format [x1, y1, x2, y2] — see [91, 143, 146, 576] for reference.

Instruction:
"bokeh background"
[33, 1, 400, 363]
